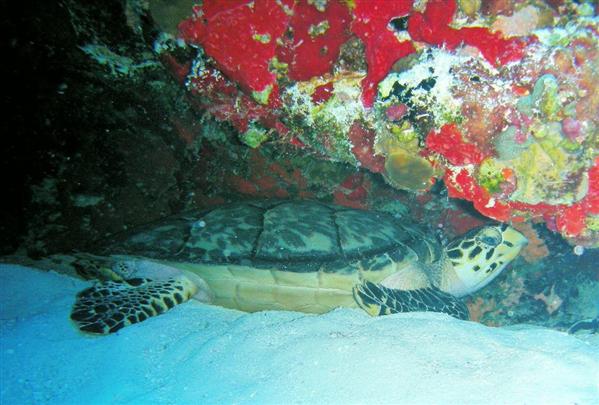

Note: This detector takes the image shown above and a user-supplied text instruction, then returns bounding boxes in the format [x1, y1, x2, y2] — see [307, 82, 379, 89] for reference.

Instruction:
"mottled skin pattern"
[71, 277, 197, 334]
[355, 282, 470, 319]
[64, 200, 527, 334]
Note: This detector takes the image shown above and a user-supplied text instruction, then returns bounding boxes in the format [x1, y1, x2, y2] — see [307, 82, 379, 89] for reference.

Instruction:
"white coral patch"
[378, 48, 470, 127]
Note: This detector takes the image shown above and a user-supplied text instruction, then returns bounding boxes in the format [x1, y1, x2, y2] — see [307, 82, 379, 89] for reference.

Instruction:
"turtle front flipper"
[70, 276, 198, 334]
[352, 281, 470, 320]
[567, 316, 599, 334]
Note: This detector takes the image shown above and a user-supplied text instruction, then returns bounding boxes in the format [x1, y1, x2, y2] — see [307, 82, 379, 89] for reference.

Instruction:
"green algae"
[495, 126, 533, 161]
[532, 74, 560, 119]
[308, 20, 330, 38]
[587, 216, 599, 232]
[252, 33, 272, 44]
[387, 121, 420, 154]
[516, 74, 561, 120]
[241, 124, 270, 148]
[560, 138, 582, 152]
[252, 84, 274, 105]
[477, 159, 508, 194]
[509, 141, 587, 205]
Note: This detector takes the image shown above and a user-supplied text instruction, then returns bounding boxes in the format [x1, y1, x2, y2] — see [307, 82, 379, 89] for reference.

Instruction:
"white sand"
[1, 264, 598, 404]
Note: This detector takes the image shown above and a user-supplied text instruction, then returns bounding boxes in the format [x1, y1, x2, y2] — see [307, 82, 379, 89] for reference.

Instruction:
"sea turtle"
[64, 200, 527, 334]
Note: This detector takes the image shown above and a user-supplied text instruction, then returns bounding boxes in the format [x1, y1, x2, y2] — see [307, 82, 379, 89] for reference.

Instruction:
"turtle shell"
[102, 200, 440, 273]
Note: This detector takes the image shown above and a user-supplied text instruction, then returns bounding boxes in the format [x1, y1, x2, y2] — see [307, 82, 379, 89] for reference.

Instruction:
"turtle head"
[444, 224, 527, 297]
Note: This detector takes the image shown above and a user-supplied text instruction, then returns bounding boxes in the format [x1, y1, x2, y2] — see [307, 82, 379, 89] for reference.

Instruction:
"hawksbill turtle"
[62, 200, 527, 334]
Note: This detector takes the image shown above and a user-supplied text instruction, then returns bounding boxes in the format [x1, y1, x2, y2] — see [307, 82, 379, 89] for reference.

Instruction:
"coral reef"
[276, 0, 351, 81]
[178, 0, 292, 105]
[534, 284, 564, 314]
[351, 0, 416, 107]
[169, 0, 598, 247]
[513, 222, 550, 263]
[467, 297, 498, 323]
[4, 0, 597, 333]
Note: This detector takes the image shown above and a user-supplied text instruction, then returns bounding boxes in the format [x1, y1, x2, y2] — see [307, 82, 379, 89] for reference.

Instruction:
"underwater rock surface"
[1, 264, 598, 404]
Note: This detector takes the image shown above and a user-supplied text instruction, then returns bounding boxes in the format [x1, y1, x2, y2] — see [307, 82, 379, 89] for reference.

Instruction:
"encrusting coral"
[160, 0, 599, 248]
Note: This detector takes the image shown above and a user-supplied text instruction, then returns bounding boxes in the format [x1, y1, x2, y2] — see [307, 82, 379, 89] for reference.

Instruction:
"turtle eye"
[481, 236, 498, 246]
[477, 228, 502, 247]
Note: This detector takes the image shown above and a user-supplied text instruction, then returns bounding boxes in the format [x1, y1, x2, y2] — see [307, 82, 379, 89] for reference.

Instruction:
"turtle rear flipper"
[353, 281, 470, 320]
[70, 276, 198, 334]
[567, 316, 599, 334]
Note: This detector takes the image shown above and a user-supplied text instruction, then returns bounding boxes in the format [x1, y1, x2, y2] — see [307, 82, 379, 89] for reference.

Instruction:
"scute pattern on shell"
[99, 201, 436, 273]
[188, 203, 265, 261]
[257, 201, 339, 259]
[103, 214, 194, 259]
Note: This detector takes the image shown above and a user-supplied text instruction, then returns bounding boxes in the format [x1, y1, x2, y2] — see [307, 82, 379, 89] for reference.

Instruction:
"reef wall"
[165, 0, 598, 248]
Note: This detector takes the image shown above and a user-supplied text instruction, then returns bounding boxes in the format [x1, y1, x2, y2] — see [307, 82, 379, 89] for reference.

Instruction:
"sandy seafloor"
[1, 264, 598, 405]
